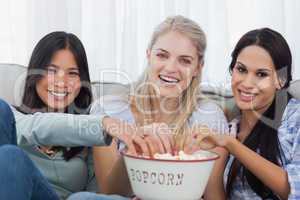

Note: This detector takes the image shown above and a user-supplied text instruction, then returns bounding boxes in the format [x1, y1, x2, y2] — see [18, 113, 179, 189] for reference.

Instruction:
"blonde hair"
[130, 15, 207, 137]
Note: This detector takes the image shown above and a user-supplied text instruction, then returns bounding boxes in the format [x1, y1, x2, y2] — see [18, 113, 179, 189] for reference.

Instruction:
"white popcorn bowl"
[122, 150, 219, 200]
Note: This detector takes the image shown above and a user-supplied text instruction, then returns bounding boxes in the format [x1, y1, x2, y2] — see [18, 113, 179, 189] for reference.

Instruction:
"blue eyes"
[155, 53, 192, 65]
[181, 58, 191, 65]
[156, 53, 167, 59]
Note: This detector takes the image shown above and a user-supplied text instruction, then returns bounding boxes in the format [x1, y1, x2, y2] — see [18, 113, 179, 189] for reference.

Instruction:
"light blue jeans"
[68, 192, 131, 200]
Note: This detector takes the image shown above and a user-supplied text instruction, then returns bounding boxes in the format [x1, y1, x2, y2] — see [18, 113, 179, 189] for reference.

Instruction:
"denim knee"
[0, 99, 17, 145]
[0, 99, 14, 123]
[68, 192, 96, 200]
[67, 192, 130, 200]
[0, 145, 30, 172]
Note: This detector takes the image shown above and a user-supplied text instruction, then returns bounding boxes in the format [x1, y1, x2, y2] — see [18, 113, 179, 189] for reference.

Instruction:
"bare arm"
[93, 142, 132, 196]
[93, 118, 173, 196]
[203, 147, 228, 200]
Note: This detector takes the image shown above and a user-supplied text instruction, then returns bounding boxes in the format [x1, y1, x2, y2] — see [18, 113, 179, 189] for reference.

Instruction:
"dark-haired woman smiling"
[14, 31, 99, 199]
[196, 28, 300, 200]
[0, 31, 161, 200]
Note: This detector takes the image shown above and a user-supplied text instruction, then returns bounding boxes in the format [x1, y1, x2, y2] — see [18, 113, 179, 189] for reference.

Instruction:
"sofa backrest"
[91, 82, 130, 98]
[0, 63, 27, 106]
[0, 63, 298, 121]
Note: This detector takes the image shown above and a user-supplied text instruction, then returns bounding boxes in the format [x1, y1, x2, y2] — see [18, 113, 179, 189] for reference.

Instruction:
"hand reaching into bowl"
[182, 126, 235, 153]
[135, 122, 174, 156]
[102, 117, 174, 157]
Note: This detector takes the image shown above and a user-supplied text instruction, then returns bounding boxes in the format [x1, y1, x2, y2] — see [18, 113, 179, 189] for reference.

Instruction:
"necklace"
[36, 146, 57, 157]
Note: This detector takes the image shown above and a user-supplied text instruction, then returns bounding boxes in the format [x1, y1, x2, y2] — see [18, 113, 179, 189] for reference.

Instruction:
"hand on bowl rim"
[183, 126, 235, 153]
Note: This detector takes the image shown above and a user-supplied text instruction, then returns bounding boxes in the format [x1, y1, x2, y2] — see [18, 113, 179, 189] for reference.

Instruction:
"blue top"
[224, 98, 300, 200]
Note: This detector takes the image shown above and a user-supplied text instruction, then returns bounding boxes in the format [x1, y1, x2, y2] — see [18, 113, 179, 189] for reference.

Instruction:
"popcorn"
[153, 150, 208, 160]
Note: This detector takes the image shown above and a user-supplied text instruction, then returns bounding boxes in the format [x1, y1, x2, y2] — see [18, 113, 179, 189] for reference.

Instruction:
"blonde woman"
[68, 15, 228, 200]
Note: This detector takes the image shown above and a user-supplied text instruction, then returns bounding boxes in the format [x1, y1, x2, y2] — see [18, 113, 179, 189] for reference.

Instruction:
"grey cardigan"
[12, 107, 111, 199]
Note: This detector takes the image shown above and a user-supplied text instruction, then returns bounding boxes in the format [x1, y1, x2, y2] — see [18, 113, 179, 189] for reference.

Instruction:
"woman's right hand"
[102, 117, 174, 157]
[137, 122, 174, 156]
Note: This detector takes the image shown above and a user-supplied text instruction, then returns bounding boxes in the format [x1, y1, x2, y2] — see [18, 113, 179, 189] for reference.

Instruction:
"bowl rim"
[121, 150, 220, 163]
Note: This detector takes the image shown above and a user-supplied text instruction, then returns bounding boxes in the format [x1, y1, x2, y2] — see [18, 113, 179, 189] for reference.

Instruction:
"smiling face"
[147, 31, 201, 98]
[36, 49, 81, 111]
[231, 45, 281, 113]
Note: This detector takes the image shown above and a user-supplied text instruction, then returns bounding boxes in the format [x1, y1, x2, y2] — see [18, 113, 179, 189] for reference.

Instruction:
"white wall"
[0, 0, 299, 88]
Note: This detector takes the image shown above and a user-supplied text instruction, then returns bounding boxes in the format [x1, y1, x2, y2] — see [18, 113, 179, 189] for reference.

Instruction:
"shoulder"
[90, 95, 131, 117]
[279, 98, 300, 162]
[283, 98, 300, 121]
[0, 99, 14, 116]
[193, 100, 225, 116]
[0, 99, 10, 108]
[0, 99, 12, 114]
[281, 98, 300, 132]
[189, 100, 228, 133]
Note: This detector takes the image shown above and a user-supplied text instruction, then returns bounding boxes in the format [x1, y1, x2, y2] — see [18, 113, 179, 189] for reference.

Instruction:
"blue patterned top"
[225, 98, 300, 199]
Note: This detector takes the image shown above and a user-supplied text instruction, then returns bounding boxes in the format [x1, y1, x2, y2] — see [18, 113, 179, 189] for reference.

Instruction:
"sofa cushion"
[91, 82, 130, 99]
[0, 63, 298, 120]
[0, 63, 27, 106]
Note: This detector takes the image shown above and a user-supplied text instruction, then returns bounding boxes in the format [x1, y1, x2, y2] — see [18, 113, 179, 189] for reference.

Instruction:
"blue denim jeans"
[0, 99, 16, 146]
[68, 192, 130, 200]
[0, 99, 59, 200]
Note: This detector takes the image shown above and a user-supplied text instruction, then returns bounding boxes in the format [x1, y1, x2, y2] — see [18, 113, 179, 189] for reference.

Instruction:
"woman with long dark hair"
[15, 31, 101, 199]
[196, 28, 300, 200]
[0, 31, 165, 200]
[18, 31, 93, 160]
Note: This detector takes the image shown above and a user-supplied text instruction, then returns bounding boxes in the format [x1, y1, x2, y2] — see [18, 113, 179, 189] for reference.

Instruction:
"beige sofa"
[0, 63, 130, 106]
[1, 63, 298, 120]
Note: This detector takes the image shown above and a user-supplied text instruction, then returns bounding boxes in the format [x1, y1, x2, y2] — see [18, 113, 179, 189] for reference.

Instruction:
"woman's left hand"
[183, 127, 234, 152]
[195, 133, 233, 150]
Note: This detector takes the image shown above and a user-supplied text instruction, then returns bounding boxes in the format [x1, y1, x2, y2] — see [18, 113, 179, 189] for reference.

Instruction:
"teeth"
[49, 91, 67, 97]
[159, 75, 179, 83]
[240, 91, 255, 97]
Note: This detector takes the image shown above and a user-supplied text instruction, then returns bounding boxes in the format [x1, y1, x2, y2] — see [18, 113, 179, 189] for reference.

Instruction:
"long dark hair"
[227, 28, 292, 199]
[18, 31, 92, 160]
